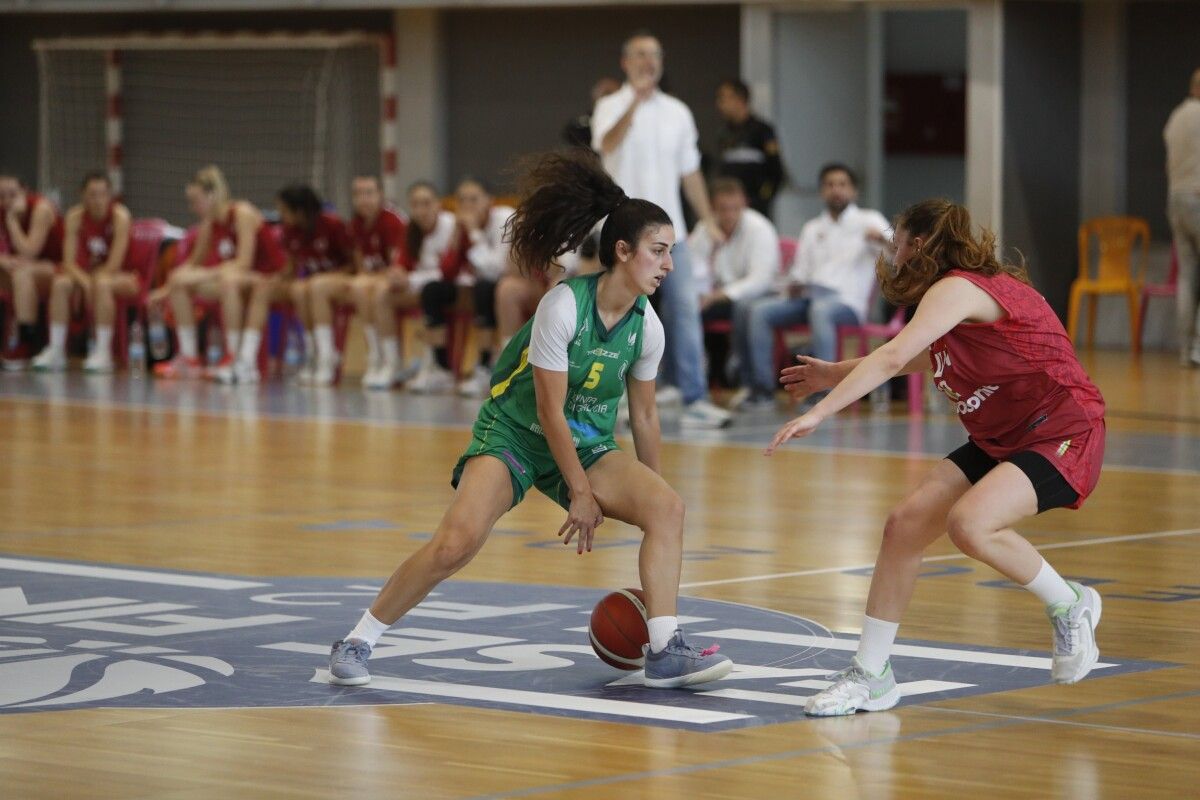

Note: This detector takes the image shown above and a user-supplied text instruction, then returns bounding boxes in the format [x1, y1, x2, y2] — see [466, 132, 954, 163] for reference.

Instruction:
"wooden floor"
[1, 351, 1198, 798]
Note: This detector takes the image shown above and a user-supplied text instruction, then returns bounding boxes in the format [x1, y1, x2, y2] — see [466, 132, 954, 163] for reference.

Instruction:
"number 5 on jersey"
[584, 361, 605, 390]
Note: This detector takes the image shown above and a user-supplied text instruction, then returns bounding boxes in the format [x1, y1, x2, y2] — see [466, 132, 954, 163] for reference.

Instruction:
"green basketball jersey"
[481, 273, 647, 453]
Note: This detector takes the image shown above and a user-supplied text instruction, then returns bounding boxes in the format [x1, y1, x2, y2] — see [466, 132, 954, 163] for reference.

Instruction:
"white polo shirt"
[1165, 97, 1200, 196]
[689, 208, 780, 301]
[591, 84, 702, 237]
[791, 204, 891, 323]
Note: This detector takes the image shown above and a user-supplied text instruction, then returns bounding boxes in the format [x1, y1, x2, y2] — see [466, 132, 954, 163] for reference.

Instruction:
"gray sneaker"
[328, 639, 373, 686]
[1049, 582, 1102, 684]
[805, 658, 900, 716]
[642, 630, 733, 688]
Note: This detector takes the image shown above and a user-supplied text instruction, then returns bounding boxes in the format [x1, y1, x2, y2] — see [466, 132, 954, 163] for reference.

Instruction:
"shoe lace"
[1052, 613, 1078, 655]
[825, 664, 869, 695]
[665, 635, 721, 659]
[339, 641, 369, 662]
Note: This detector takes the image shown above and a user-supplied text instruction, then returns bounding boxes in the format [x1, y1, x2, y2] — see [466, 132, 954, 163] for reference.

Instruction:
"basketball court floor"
[1, 351, 1197, 798]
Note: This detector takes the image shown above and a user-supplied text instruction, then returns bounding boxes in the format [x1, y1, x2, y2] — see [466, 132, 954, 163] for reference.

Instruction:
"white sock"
[856, 615, 899, 676]
[364, 325, 380, 364]
[177, 326, 199, 359]
[237, 328, 261, 367]
[94, 325, 113, 357]
[315, 324, 334, 361]
[48, 322, 67, 352]
[382, 336, 401, 368]
[303, 331, 315, 362]
[224, 328, 240, 359]
[647, 616, 678, 654]
[347, 610, 389, 647]
[1023, 559, 1078, 608]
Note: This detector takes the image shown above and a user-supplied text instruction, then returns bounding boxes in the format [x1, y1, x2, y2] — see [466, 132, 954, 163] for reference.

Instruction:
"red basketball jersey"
[1, 192, 64, 262]
[282, 211, 352, 278]
[928, 270, 1106, 505]
[207, 203, 283, 273]
[76, 201, 129, 271]
[351, 208, 406, 273]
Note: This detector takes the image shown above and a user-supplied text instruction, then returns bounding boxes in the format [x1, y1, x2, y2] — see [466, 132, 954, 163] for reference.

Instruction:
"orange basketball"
[588, 588, 649, 670]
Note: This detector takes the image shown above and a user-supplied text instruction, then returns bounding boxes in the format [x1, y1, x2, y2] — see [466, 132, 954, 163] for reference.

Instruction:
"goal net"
[36, 35, 382, 224]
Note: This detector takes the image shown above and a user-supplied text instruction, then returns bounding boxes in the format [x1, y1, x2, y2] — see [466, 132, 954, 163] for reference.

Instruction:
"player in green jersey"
[328, 150, 733, 689]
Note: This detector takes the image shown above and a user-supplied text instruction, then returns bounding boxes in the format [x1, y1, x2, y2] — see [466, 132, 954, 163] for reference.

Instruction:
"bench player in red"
[0, 171, 64, 369]
[346, 176, 411, 389]
[31, 171, 134, 373]
[768, 198, 1107, 716]
[151, 165, 282, 380]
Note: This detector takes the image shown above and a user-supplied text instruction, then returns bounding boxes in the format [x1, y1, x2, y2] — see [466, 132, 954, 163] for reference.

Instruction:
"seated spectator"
[31, 171, 133, 373]
[690, 177, 778, 388]
[275, 184, 354, 387]
[150, 165, 282, 380]
[735, 163, 890, 410]
[715, 79, 785, 220]
[403, 181, 462, 394]
[447, 178, 515, 398]
[0, 171, 64, 370]
[348, 175, 412, 390]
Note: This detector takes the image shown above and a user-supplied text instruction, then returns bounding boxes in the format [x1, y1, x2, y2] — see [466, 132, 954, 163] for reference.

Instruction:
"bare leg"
[48, 274, 75, 326]
[13, 261, 54, 324]
[368, 456, 513, 623]
[945, 462, 1043, 584]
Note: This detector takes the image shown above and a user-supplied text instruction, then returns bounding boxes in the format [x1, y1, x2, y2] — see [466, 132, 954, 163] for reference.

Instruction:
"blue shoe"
[642, 630, 733, 688]
[328, 639, 372, 686]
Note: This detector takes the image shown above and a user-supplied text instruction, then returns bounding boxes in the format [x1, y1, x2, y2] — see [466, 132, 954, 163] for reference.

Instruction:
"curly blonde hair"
[878, 198, 1029, 306]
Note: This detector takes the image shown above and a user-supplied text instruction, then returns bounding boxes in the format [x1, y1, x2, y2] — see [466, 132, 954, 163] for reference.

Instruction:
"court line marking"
[680, 526, 1200, 588]
[4, 393, 1199, 477]
[0, 557, 268, 590]
[922, 705, 1200, 741]
[465, 688, 1200, 799]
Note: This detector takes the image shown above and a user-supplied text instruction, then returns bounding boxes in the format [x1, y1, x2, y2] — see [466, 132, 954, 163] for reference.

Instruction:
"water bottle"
[869, 380, 891, 412]
[128, 321, 146, 377]
[147, 305, 170, 361]
[283, 324, 303, 377]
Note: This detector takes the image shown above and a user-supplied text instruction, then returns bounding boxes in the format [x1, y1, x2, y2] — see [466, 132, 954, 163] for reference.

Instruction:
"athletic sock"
[48, 322, 67, 353]
[434, 346, 450, 370]
[347, 610, 389, 647]
[314, 325, 335, 361]
[224, 328, 240, 359]
[856, 615, 899, 676]
[94, 325, 113, 356]
[177, 326, 199, 360]
[364, 325, 380, 364]
[647, 616, 678, 654]
[237, 329, 261, 367]
[381, 336, 401, 368]
[1023, 559, 1078, 608]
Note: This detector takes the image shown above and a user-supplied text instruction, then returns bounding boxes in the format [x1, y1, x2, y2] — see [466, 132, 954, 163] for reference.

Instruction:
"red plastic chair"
[1134, 245, 1179, 354]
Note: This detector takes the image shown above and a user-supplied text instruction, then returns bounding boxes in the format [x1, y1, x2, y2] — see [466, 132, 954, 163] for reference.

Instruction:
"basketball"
[588, 588, 650, 670]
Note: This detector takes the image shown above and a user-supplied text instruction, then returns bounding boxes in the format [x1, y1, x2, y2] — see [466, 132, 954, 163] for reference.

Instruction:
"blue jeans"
[738, 286, 859, 394]
[656, 240, 708, 404]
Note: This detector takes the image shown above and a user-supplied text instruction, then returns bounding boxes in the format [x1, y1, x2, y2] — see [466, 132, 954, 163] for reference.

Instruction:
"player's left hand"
[765, 412, 823, 455]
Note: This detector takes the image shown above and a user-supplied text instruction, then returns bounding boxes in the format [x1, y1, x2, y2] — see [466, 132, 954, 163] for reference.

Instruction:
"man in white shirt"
[736, 164, 890, 409]
[690, 177, 779, 386]
[591, 30, 731, 429]
[1165, 68, 1200, 367]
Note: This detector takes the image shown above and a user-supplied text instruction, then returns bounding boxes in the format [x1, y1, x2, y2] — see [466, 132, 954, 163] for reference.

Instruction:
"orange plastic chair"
[1067, 216, 1149, 349]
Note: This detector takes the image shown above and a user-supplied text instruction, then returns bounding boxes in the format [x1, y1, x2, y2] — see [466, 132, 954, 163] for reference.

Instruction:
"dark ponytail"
[277, 183, 322, 230]
[506, 149, 671, 275]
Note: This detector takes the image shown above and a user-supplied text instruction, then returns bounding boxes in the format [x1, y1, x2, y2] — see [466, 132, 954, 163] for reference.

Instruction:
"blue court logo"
[0, 557, 1170, 731]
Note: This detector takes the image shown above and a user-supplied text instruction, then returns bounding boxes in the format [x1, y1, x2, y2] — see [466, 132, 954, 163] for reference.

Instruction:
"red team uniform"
[205, 205, 284, 272]
[350, 208, 406, 273]
[930, 270, 1106, 505]
[1, 192, 64, 262]
[75, 202, 129, 272]
[282, 212, 353, 278]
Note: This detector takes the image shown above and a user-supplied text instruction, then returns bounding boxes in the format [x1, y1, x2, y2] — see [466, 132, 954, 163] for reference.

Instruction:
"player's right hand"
[559, 490, 604, 555]
[780, 355, 838, 400]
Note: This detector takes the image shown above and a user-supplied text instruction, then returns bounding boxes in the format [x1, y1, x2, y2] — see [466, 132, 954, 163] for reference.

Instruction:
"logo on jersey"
[217, 238, 236, 260]
[1057, 439, 1072, 457]
[587, 347, 620, 360]
[628, 330, 637, 347]
[86, 236, 108, 264]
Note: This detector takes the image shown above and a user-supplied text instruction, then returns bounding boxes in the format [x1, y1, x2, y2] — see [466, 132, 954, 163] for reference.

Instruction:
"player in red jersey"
[150, 166, 282, 381]
[346, 176, 412, 389]
[30, 172, 133, 373]
[0, 171, 65, 370]
[767, 199, 1107, 715]
[273, 184, 354, 386]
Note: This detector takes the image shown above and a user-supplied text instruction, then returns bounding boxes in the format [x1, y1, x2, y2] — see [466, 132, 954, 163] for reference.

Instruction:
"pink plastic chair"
[1134, 245, 1179, 354]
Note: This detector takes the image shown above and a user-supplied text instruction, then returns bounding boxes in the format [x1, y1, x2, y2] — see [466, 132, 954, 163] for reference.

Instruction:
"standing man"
[715, 79, 785, 220]
[1164, 68, 1200, 367]
[592, 30, 731, 428]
